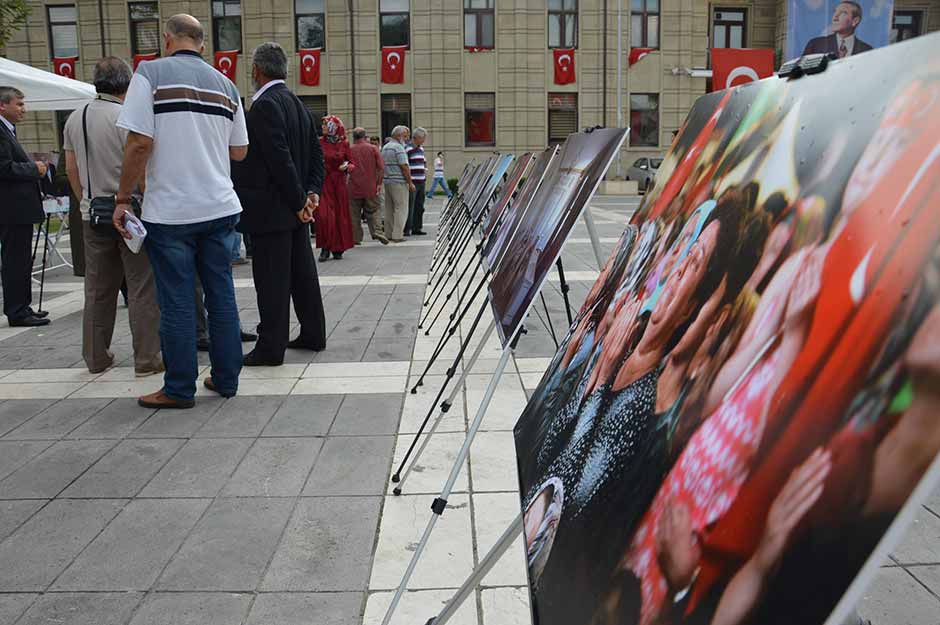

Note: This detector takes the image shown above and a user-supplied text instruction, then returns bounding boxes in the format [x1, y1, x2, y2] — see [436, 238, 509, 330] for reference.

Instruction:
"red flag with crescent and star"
[381, 46, 407, 84]
[553, 48, 576, 84]
[629, 47, 655, 66]
[710, 48, 775, 92]
[53, 57, 77, 78]
[133, 53, 158, 71]
[299, 48, 321, 86]
[214, 50, 239, 81]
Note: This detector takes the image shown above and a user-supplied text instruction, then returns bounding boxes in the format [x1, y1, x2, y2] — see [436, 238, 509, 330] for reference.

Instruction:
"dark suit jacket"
[232, 83, 325, 234]
[0, 122, 44, 225]
[802, 33, 873, 57]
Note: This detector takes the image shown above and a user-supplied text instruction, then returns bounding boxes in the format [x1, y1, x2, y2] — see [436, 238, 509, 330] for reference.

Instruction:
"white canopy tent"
[0, 57, 95, 111]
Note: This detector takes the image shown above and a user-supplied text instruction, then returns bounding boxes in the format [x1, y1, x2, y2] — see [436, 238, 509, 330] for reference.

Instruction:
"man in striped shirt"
[405, 127, 428, 236]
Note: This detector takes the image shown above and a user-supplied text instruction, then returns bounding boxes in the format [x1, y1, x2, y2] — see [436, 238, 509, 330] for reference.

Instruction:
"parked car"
[626, 157, 662, 192]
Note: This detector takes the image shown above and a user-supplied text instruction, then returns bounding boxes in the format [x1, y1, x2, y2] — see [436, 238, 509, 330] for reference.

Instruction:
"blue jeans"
[144, 214, 242, 401]
[426, 176, 452, 198]
[231, 230, 244, 260]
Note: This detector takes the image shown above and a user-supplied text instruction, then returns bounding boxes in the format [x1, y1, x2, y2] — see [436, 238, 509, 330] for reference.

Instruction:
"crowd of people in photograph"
[0, 13, 453, 409]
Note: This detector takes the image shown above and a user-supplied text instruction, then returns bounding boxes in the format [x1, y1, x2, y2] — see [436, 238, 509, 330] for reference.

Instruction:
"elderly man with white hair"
[405, 126, 428, 236]
[379, 124, 414, 242]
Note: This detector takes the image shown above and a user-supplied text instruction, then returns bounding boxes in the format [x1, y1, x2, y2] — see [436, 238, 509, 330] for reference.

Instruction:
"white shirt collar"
[0, 115, 15, 136]
[837, 33, 855, 53]
[252, 79, 286, 103]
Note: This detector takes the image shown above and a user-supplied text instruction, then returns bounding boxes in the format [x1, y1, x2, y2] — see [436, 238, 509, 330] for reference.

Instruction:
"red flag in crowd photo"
[381, 46, 407, 84]
[52, 57, 77, 78]
[553, 48, 576, 84]
[214, 50, 239, 81]
[133, 53, 158, 71]
[628, 47, 655, 66]
[710, 48, 775, 91]
[299, 48, 321, 86]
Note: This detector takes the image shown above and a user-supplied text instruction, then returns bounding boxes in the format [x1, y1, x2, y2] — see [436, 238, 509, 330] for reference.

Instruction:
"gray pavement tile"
[2, 399, 111, 440]
[127, 592, 252, 625]
[0, 594, 36, 625]
[195, 396, 284, 438]
[330, 394, 403, 436]
[261, 496, 381, 591]
[363, 337, 415, 362]
[14, 592, 143, 625]
[53, 498, 209, 591]
[926, 484, 940, 518]
[373, 319, 418, 339]
[314, 339, 371, 363]
[138, 438, 253, 498]
[303, 436, 395, 496]
[332, 318, 380, 339]
[127, 397, 225, 438]
[857, 567, 940, 625]
[0, 400, 56, 437]
[0, 499, 126, 591]
[67, 398, 157, 439]
[908, 564, 940, 599]
[60, 438, 185, 498]
[0, 440, 116, 499]
[245, 592, 363, 625]
[0, 441, 54, 480]
[891, 508, 940, 565]
[157, 497, 294, 591]
[262, 395, 341, 437]
[222, 438, 323, 497]
[0, 500, 47, 541]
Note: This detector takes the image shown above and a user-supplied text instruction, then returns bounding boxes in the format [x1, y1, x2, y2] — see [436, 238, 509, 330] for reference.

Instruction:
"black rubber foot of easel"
[392, 473, 401, 483]
[425, 618, 436, 625]
[393, 487, 403, 496]
[410, 387, 418, 394]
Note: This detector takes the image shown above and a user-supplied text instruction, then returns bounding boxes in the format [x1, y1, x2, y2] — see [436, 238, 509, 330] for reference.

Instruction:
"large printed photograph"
[785, 0, 893, 60]
[514, 34, 940, 625]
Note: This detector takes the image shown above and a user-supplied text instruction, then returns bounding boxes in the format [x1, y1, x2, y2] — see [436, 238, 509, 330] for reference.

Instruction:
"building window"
[300, 95, 328, 126]
[47, 5, 79, 59]
[891, 10, 923, 43]
[296, 0, 326, 50]
[548, 93, 577, 145]
[630, 93, 659, 147]
[464, 0, 495, 49]
[129, 2, 160, 56]
[548, 0, 577, 48]
[381, 94, 412, 142]
[380, 0, 410, 48]
[631, 0, 659, 49]
[212, 1, 242, 52]
[712, 7, 745, 48]
[465, 92, 496, 147]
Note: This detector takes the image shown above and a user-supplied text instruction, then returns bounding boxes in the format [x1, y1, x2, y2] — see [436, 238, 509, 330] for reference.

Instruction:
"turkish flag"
[710, 48, 774, 92]
[381, 46, 407, 84]
[133, 53, 158, 71]
[214, 50, 239, 81]
[553, 48, 576, 84]
[628, 47, 655, 66]
[299, 48, 321, 86]
[53, 57, 77, 78]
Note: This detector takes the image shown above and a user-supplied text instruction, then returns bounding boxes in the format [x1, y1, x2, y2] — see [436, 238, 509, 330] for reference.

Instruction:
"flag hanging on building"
[553, 48, 576, 84]
[133, 53, 158, 71]
[299, 48, 321, 86]
[710, 48, 775, 91]
[52, 57, 77, 78]
[214, 50, 239, 81]
[629, 47, 656, 66]
[381, 46, 407, 84]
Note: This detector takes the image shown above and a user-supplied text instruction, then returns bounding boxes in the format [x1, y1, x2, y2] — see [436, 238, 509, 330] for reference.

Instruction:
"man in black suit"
[0, 86, 51, 327]
[232, 42, 327, 366]
[802, 1, 873, 58]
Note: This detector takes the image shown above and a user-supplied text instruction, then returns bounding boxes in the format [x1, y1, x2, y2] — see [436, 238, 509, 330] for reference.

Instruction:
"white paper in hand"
[123, 212, 147, 254]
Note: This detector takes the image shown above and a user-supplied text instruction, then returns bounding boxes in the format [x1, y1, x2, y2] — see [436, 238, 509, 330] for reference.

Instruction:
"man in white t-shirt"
[113, 14, 249, 409]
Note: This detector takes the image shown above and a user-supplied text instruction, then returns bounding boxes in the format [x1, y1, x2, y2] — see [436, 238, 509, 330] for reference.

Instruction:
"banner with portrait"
[786, 0, 894, 61]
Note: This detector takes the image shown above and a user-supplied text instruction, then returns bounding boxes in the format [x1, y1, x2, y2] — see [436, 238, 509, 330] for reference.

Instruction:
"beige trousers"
[383, 183, 409, 241]
[349, 196, 382, 243]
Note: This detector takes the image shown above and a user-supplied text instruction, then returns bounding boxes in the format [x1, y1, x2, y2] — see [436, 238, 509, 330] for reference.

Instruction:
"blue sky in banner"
[786, 0, 894, 60]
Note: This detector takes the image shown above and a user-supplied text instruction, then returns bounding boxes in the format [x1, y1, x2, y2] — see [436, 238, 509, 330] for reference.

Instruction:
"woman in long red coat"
[316, 115, 355, 260]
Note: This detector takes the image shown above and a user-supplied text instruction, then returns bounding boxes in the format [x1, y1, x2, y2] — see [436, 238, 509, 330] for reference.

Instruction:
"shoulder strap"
[81, 103, 92, 200]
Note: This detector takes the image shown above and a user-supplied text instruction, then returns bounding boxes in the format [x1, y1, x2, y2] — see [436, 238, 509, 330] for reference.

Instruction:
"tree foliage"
[0, 0, 30, 50]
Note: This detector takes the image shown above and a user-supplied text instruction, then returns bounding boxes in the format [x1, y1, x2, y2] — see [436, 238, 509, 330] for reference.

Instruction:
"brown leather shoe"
[203, 377, 236, 398]
[137, 390, 195, 409]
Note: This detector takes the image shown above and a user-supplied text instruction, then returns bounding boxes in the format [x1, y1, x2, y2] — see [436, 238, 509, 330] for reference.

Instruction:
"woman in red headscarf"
[317, 115, 356, 260]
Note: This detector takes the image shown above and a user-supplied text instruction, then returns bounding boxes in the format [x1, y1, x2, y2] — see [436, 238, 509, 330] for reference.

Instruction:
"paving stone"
[857, 567, 940, 625]
[249, 592, 364, 625]
[138, 438, 253, 498]
[14, 592, 143, 625]
[0, 500, 46, 541]
[304, 436, 395, 496]
[314, 339, 371, 363]
[127, 592, 252, 625]
[891, 508, 940, 565]
[0, 440, 53, 480]
[330, 394, 404, 436]
[0, 400, 55, 437]
[262, 394, 341, 437]
[2, 398, 110, 440]
[53, 498, 209, 590]
[222, 438, 323, 496]
[66, 398, 157, 439]
[332, 318, 380, 339]
[127, 397, 225, 438]
[262, 496, 381, 591]
[908, 564, 940, 600]
[374, 319, 419, 339]
[364, 337, 415, 362]
[195, 396, 284, 438]
[158, 497, 294, 591]
[0, 594, 36, 625]
[0, 499, 126, 591]
[0, 439, 115, 498]
[61, 438, 185, 498]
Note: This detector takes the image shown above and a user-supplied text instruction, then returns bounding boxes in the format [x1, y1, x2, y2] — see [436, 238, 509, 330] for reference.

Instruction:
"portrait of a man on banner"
[786, 0, 894, 61]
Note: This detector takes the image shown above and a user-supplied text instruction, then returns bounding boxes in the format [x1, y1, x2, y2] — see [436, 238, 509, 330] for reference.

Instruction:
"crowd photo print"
[513, 33, 940, 625]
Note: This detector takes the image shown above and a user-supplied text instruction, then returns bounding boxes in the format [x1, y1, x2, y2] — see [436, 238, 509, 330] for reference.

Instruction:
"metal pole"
[98, 0, 107, 56]
[347, 0, 357, 126]
[616, 0, 623, 178]
[582, 206, 606, 270]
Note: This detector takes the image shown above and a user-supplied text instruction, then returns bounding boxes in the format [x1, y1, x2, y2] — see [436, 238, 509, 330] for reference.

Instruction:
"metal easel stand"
[581, 205, 606, 270]
[379, 335, 520, 625]
[428, 201, 472, 281]
[422, 208, 480, 314]
[432, 193, 467, 262]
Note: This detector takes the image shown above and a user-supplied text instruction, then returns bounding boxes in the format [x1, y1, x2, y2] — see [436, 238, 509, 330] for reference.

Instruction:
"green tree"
[0, 0, 30, 49]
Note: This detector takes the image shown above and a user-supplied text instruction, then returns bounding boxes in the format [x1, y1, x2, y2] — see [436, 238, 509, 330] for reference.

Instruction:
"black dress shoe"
[197, 337, 210, 351]
[27, 307, 49, 318]
[319, 249, 330, 261]
[332, 251, 343, 260]
[243, 349, 283, 367]
[412, 230, 428, 236]
[287, 337, 325, 351]
[9, 315, 50, 327]
[240, 330, 258, 342]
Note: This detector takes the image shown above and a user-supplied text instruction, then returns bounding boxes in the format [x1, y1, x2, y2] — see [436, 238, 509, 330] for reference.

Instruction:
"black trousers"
[406, 180, 426, 233]
[250, 223, 326, 359]
[0, 223, 35, 321]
